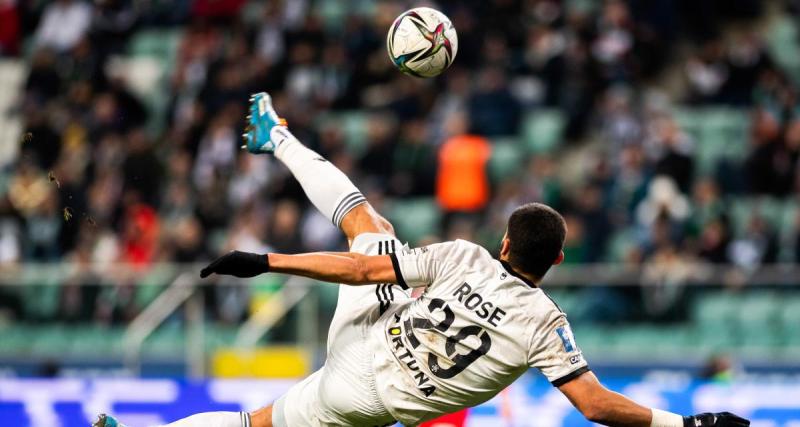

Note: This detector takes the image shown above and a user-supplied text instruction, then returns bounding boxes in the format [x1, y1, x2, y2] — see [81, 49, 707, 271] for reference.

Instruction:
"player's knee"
[376, 214, 395, 236]
[341, 203, 395, 239]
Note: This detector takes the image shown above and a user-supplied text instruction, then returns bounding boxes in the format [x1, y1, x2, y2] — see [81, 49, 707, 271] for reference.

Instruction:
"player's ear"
[499, 236, 511, 257]
[553, 251, 565, 265]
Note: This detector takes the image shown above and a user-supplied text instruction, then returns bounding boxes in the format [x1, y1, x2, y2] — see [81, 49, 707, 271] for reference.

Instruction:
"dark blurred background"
[0, 1, 799, 425]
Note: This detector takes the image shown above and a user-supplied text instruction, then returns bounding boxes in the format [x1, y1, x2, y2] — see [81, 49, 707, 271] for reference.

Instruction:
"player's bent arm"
[199, 249, 399, 284]
[557, 371, 750, 427]
[558, 371, 654, 427]
[267, 252, 397, 285]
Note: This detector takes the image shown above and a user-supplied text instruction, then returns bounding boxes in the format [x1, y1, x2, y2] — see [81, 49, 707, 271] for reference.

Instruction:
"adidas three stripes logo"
[376, 240, 397, 315]
[332, 191, 367, 227]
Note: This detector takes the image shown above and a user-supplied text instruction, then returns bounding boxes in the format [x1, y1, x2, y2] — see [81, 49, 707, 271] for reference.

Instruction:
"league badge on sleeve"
[555, 325, 577, 353]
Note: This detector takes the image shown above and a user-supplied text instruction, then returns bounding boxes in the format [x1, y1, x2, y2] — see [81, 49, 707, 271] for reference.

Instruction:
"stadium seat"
[317, 112, 369, 155]
[570, 325, 614, 355]
[726, 197, 792, 252]
[611, 326, 693, 358]
[544, 289, 581, 315]
[385, 197, 441, 245]
[689, 292, 742, 355]
[29, 324, 73, 356]
[736, 292, 782, 351]
[21, 284, 60, 320]
[780, 297, 800, 348]
[142, 325, 185, 357]
[778, 200, 799, 261]
[766, 15, 800, 85]
[126, 29, 182, 133]
[521, 109, 565, 154]
[0, 324, 33, 356]
[674, 108, 749, 176]
[205, 324, 239, 350]
[316, 0, 376, 30]
[691, 292, 739, 342]
[128, 29, 182, 60]
[487, 138, 525, 182]
[67, 326, 125, 358]
[605, 227, 639, 262]
[135, 267, 175, 308]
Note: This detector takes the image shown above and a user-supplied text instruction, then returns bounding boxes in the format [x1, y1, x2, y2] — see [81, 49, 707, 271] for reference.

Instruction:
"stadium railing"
[0, 262, 799, 377]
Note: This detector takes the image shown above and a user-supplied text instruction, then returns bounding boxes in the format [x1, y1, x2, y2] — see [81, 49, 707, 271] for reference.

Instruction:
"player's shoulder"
[431, 239, 494, 262]
[509, 287, 570, 342]
[497, 270, 567, 322]
[451, 238, 491, 253]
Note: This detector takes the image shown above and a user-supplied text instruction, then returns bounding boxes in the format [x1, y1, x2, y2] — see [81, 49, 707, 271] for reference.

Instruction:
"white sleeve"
[528, 315, 590, 387]
[389, 241, 457, 289]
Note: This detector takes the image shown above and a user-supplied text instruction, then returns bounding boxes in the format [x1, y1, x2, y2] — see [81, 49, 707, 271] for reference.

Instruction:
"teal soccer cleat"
[92, 414, 126, 427]
[244, 92, 288, 154]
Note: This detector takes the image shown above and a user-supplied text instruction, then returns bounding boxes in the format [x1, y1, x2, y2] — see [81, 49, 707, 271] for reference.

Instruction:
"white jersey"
[369, 239, 589, 426]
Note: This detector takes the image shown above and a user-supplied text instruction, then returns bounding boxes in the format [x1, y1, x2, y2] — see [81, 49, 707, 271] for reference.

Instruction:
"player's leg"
[340, 202, 395, 242]
[92, 412, 253, 427]
[156, 412, 253, 427]
[252, 369, 326, 427]
[245, 92, 395, 243]
[246, 93, 400, 426]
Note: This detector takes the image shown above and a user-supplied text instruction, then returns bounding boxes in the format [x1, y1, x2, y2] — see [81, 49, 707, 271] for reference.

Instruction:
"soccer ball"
[387, 7, 458, 78]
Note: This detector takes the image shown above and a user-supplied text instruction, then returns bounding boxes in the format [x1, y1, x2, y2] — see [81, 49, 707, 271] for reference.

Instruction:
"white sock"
[156, 411, 250, 427]
[272, 126, 366, 227]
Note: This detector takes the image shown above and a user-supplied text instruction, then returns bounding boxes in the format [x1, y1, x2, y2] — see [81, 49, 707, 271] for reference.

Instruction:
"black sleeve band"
[550, 366, 590, 387]
[389, 253, 408, 289]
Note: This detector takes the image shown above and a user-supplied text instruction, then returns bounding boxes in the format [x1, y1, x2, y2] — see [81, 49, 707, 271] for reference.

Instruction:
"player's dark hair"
[506, 203, 566, 280]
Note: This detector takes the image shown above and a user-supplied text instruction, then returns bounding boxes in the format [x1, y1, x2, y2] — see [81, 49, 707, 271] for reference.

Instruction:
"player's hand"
[684, 412, 750, 427]
[200, 251, 270, 278]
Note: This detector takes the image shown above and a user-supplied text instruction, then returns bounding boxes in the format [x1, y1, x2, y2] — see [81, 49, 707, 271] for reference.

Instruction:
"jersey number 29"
[405, 298, 492, 379]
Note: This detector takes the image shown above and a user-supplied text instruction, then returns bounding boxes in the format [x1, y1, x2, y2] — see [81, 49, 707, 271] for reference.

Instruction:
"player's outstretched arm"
[558, 371, 750, 427]
[200, 250, 397, 285]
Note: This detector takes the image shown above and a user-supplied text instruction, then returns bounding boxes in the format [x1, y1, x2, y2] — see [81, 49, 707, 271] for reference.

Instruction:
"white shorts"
[272, 233, 410, 427]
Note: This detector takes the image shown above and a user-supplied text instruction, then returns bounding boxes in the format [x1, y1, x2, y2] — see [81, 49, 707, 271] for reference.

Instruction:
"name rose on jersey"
[384, 281, 510, 398]
[451, 282, 507, 326]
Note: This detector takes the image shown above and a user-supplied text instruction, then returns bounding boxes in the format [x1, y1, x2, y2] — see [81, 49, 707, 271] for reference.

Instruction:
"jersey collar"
[499, 260, 538, 288]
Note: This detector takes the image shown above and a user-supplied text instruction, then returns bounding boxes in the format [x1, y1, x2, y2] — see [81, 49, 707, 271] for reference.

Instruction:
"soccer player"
[95, 93, 749, 427]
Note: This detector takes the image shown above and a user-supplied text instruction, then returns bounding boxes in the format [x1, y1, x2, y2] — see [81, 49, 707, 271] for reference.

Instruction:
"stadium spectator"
[698, 217, 732, 264]
[729, 214, 780, 269]
[0, 0, 19, 56]
[3, 0, 800, 327]
[468, 67, 520, 136]
[436, 119, 491, 217]
[648, 116, 695, 194]
[89, 0, 138, 59]
[34, 0, 92, 53]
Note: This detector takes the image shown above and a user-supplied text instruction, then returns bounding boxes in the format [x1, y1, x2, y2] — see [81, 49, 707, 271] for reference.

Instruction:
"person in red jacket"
[0, 0, 19, 56]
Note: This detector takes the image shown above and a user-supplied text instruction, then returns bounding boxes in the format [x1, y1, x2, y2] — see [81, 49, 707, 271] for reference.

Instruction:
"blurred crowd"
[1, 0, 800, 324]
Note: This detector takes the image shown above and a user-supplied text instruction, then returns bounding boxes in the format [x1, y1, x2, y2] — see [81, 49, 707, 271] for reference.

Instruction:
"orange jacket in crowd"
[436, 135, 491, 212]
